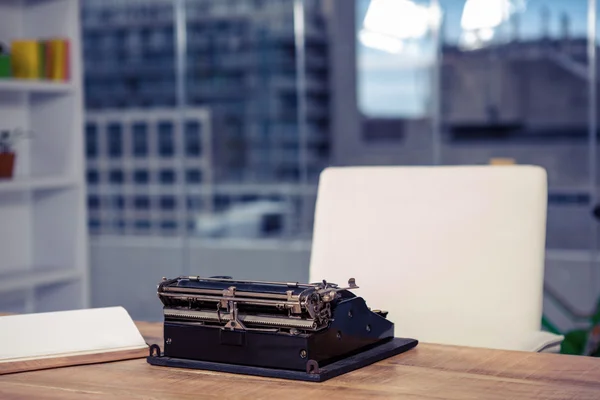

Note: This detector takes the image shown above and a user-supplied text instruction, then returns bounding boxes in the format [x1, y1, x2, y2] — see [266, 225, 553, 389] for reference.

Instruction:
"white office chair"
[309, 166, 564, 352]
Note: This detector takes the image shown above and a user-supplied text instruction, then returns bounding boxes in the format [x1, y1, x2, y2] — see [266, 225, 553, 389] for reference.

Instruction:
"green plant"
[557, 298, 600, 356]
[0, 128, 33, 153]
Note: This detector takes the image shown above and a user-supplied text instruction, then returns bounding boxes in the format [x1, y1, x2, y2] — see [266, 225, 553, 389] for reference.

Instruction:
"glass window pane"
[85, 123, 98, 158]
[132, 122, 148, 157]
[87, 169, 100, 184]
[186, 169, 202, 183]
[89, 218, 102, 229]
[107, 122, 123, 158]
[133, 169, 150, 184]
[159, 169, 176, 184]
[134, 195, 151, 210]
[108, 169, 124, 184]
[88, 195, 100, 209]
[185, 120, 202, 156]
[161, 220, 178, 230]
[112, 196, 125, 210]
[158, 121, 175, 157]
[187, 196, 204, 211]
[160, 196, 177, 210]
[135, 220, 152, 230]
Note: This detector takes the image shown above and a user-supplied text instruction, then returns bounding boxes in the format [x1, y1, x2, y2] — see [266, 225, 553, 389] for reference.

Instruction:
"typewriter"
[147, 275, 418, 382]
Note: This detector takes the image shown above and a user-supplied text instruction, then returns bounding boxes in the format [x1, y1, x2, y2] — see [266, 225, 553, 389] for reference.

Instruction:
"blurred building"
[328, 0, 598, 249]
[81, 0, 329, 238]
[84, 108, 212, 236]
[81, 0, 330, 185]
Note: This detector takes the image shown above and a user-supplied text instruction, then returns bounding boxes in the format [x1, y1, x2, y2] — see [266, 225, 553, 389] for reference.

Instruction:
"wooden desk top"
[1, 321, 600, 399]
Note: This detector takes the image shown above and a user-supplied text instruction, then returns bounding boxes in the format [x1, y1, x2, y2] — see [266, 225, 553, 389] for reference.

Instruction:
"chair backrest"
[309, 166, 547, 348]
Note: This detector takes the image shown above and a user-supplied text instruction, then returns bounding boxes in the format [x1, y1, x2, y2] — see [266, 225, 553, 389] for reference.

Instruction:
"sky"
[356, 0, 591, 118]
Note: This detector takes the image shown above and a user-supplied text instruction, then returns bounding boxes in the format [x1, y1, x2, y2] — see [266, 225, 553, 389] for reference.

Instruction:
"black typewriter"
[147, 275, 417, 382]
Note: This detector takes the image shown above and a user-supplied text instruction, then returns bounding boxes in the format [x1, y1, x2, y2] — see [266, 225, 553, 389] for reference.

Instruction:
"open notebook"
[0, 306, 148, 374]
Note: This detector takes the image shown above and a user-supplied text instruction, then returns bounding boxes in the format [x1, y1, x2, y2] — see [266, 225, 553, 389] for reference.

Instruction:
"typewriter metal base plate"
[146, 337, 418, 382]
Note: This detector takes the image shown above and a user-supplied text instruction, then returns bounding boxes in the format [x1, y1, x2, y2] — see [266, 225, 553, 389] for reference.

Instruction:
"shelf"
[0, 176, 79, 194]
[0, 79, 74, 94]
[0, 0, 88, 312]
[0, 268, 82, 294]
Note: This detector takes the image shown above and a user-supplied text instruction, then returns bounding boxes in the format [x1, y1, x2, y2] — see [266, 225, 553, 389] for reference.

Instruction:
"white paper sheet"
[0, 306, 147, 362]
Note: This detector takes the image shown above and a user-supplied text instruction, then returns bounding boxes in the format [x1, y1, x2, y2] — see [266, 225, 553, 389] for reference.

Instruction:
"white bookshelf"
[0, 0, 89, 313]
[0, 176, 78, 193]
[0, 79, 75, 94]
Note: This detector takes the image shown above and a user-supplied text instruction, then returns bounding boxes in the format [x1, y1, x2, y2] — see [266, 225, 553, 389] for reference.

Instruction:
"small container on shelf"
[0, 128, 32, 180]
[0, 152, 14, 179]
[0, 130, 15, 179]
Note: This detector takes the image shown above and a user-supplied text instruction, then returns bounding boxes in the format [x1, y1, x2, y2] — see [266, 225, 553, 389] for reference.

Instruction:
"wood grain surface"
[0, 320, 599, 399]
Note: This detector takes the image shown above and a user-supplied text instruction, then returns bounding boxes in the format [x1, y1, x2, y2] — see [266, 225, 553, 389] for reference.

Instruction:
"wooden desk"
[1, 321, 599, 399]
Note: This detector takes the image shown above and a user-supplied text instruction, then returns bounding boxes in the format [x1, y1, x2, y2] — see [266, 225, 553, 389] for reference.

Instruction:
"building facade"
[81, 0, 330, 238]
[327, 0, 600, 250]
[81, 0, 329, 184]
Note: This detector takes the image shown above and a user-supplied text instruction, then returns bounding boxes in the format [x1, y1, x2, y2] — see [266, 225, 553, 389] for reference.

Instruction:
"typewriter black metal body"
[147, 275, 417, 381]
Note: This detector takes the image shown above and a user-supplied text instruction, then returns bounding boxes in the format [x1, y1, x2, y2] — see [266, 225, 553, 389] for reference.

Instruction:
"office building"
[81, 0, 329, 184]
[328, 0, 598, 249]
[81, 0, 330, 237]
[84, 107, 213, 236]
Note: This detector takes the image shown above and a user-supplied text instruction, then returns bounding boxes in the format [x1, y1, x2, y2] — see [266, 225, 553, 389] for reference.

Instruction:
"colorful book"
[11, 40, 40, 79]
[48, 39, 63, 80]
[38, 41, 46, 79]
[9, 38, 70, 81]
[0, 55, 9, 78]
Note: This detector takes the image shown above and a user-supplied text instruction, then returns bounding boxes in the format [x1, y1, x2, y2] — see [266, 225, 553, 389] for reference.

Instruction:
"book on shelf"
[9, 38, 70, 81]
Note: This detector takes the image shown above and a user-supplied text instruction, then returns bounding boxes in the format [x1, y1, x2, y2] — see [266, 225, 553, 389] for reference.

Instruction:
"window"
[160, 196, 177, 210]
[85, 123, 98, 158]
[213, 194, 230, 211]
[161, 220, 178, 229]
[132, 122, 148, 157]
[112, 196, 125, 210]
[240, 194, 259, 203]
[88, 195, 100, 209]
[311, 142, 330, 158]
[159, 169, 176, 184]
[158, 120, 174, 157]
[186, 169, 202, 183]
[134, 196, 151, 210]
[185, 121, 202, 156]
[133, 169, 150, 184]
[261, 214, 283, 235]
[187, 196, 204, 211]
[109, 169, 125, 184]
[355, 0, 428, 119]
[107, 122, 123, 158]
[278, 166, 299, 181]
[135, 220, 152, 229]
[87, 170, 100, 184]
[89, 219, 102, 229]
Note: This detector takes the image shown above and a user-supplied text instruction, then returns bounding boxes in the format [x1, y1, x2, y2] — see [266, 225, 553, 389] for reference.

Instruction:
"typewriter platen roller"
[147, 276, 418, 382]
